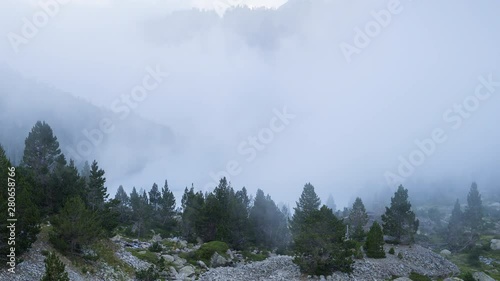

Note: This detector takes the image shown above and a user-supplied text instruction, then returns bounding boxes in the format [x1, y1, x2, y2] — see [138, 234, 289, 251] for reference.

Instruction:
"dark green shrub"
[408, 272, 431, 281]
[148, 241, 163, 253]
[195, 241, 229, 263]
[135, 265, 159, 281]
[365, 222, 385, 259]
[242, 250, 267, 262]
[467, 247, 482, 267]
[388, 247, 395, 255]
[397, 252, 403, 259]
[460, 271, 475, 281]
[128, 249, 159, 264]
[41, 252, 70, 281]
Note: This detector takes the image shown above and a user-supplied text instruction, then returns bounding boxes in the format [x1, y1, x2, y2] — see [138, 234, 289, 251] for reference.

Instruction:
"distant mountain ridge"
[0, 64, 175, 173]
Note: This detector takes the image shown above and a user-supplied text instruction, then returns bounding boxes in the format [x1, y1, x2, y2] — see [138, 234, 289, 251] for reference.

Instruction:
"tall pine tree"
[159, 180, 176, 231]
[381, 185, 419, 244]
[22, 121, 63, 214]
[86, 160, 108, 212]
[365, 222, 385, 258]
[465, 182, 483, 230]
[447, 199, 466, 250]
[348, 197, 368, 242]
[290, 183, 321, 233]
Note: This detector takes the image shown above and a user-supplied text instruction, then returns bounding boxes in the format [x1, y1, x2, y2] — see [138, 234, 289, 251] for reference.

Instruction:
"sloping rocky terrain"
[201, 245, 460, 281]
[0, 233, 465, 281]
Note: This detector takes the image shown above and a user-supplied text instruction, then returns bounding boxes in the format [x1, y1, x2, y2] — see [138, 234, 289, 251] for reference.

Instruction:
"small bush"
[460, 271, 475, 281]
[397, 252, 403, 259]
[408, 272, 431, 281]
[135, 265, 160, 281]
[195, 241, 229, 263]
[128, 249, 159, 264]
[148, 242, 163, 253]
[467, 247, 482, 267]
[41, 250, 50, 256]
[41, 252, 70, 281]
[388, 247, 395, 255]
[242, 250, 267, 262]
[345, 240, 363, 259]
[365, 222, 385, 259]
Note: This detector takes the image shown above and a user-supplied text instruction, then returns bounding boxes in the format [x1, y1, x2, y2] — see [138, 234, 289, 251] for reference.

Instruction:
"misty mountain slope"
[0, 65, 176, 173]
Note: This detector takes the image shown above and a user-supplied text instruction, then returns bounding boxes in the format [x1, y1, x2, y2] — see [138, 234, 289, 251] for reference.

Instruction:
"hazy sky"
[1, 0, 500, 208]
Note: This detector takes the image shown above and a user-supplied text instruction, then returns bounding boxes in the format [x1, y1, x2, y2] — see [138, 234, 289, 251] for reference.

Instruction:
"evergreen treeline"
[2, 120, 491, 277]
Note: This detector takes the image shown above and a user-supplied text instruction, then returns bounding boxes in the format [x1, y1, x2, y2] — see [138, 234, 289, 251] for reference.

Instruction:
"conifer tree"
[50, 197, 100, 253]
[365, 222, 385, 258]
[465, 182, 483, 230]
[115, 185, 131, 224]
[381, 185, 419, 244]
[148, 183, 161, 211]
[348, 197, 368, 242]
[159, 180, 176, 230]
[50, 158, 85, 214]
[0, 145, 40, 262]
[292, 205, 353, 275]
[326, 194, 337, 212]
[86, 160, 108, 211]
[447, 199, 466, 249]
[21, 121, 63, 214]
[290, 183, 321, 233]
[249, 189, 289, 249]
[41, 252, 70, 281]
[181, 185, 204, 243]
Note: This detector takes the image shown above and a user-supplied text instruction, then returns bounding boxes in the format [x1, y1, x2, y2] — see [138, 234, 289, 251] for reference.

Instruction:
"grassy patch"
[446, 244, 500, 281]
[127, 249, 159, 264]
[408, 272, 431, 281]
[93, 240, 135, 276]
[194, 241, 229, 264]
[241, 250, 267, 262]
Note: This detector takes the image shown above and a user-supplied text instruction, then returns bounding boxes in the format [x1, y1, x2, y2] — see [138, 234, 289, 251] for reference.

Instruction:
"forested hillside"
[1, 121, 499, 280]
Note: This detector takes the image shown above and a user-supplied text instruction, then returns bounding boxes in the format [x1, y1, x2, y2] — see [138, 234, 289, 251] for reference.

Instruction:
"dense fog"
[1, 0, 500, 208]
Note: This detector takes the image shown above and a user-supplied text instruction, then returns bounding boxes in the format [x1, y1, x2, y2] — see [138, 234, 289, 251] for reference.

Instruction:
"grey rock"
[491, 239, 500, 251]
[473, 272, 496, 281]
[210, 252, 229, 268]
[198, 260, 208, 269]
[173, 256, 187, 267]
[179, 265, 196, 277]
[162, 254, 175, 263]
[440, 249, 452, 256]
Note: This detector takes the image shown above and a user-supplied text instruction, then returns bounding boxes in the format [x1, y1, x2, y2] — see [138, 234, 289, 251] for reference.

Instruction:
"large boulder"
[173, 256, 187, 267]
[162, 254, 175, 263]
[393, 278, 412, 281]
[473, 272, 496, 281]
[440, 249, 452, 256]
[210, 252, 229, 268]
[490, 239, 500, 250]
[178, 265, 196, 277]
[198, 260, 208, 269]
